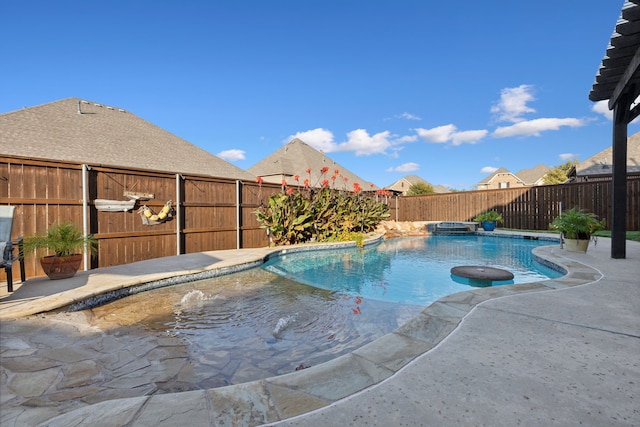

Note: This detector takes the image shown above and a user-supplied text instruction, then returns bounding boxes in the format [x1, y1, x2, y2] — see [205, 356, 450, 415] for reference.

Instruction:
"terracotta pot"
[565, 238, 590, 253]
[40, 254, 82, 280]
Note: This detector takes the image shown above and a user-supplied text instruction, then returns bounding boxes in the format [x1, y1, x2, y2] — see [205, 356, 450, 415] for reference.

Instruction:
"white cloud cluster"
[217, 149, 245, 161]
[386, 162, 420, 173]
[491, 84, 536, 123]
[493, 118, 584, 138]
[414, 124, 488, 146]
[481, 166, 498, 173]
[559, 153, 576, 161]
[265, 84, 595, 167]
[286, 128, 411, 156]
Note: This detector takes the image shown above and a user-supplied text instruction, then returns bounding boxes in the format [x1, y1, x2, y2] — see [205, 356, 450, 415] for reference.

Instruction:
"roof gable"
[515, 164, 551, 184]
[477, 167, 516, 185]
[0, 98, 254, 180]
[248, 138, 377, 190]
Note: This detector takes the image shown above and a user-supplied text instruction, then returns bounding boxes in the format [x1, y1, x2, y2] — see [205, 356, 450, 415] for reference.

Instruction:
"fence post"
[175, 174, 183, 255]
[81, 164, 91, 271]
[236, 180, 241, 249]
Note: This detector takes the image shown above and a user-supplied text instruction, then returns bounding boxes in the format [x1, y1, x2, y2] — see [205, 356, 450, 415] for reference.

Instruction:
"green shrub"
[255, 173, 390, 246]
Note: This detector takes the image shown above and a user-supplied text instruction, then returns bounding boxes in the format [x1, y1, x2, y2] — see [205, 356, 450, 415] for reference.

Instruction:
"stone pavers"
[2, 234, 638, 426]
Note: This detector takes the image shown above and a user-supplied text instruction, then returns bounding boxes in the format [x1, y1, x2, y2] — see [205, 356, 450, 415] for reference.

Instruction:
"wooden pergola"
[589, 0, 640, 259]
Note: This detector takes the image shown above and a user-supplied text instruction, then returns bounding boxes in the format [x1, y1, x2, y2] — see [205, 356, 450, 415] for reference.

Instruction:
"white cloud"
[481, 166, 499, 173]
[491, 84, 536, 123]
[217, 149, 245, 161]
[287, 128, 411, 156]
[559, 153, 576, 161]
[451, 129, 489, 146]
[414, 124, 457, 143]
[397, 112, 421, 120]
[286, 128, 337, 152]
[338, 129, 393, 156]
[592, 100, 613, 120]
[493, 117, 585, 138]
[384, 112, 422, 121]
[415, 124, 487, 146]
[386, 162, 420, 173]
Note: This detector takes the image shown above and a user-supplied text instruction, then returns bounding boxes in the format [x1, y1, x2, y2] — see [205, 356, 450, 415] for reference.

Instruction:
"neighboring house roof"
[0, 98, 254, 180]
[574, 132, 640, 177]
[515, 164, 551, 185]
[247, 138, 377, 190]
[477, 167, 520, 185]
[432, 184, 450, 193]
[388, 175, 450, 194]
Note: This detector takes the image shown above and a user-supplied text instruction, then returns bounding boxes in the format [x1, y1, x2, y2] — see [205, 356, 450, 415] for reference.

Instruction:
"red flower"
[281, 179, 288, 187]
[286, 187, 295, 195]
[294, 175, 300, 181]
[344, 177, 348, 182]
[256, 177, 264, 184]
[331, 175, 336, 181]
[304, 178, 310, 188]
[320, 166, 329, 174]
[305, 168, 311, 174]
[322, 179, 329, 187]
[353, 182, 361, 193]
[334, 169, 340, 176]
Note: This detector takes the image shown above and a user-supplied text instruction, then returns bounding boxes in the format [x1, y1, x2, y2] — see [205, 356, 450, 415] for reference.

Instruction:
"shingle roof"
[387, 175, 450, 194]
[576, 131, 640, 176]
[247, 138, 377, 190]
[0, 98, 254, 180]
[477, 167, 513, 185]
[515, 164, 551, 185]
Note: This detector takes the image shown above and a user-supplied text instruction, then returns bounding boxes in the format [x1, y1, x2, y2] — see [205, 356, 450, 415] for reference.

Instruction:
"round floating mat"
[450, 265, 514, 281]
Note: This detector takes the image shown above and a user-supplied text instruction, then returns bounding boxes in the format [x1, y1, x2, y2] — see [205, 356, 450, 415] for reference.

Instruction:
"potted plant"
[24, 222, 98, 279]
[550, 207, 606, 253]
[473, 211, 504, 231]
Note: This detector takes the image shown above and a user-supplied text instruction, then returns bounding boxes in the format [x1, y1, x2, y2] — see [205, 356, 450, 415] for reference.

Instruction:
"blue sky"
[2, 1, 636, 189]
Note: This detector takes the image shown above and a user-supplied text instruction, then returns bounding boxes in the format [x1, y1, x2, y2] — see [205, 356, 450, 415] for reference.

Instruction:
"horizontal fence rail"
[2, 155, 638, 283]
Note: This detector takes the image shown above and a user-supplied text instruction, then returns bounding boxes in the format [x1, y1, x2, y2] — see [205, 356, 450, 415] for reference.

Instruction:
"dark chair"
[1, 206, 26, 292]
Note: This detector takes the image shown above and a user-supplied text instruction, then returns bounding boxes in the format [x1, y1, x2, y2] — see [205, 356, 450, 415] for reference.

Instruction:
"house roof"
[575, 131, 640, 176]
[477, 167, 515, 185]
[247, 138, 377, 190]
[0, 98, 254, 180]
[515, 164, 551, 185]
[387, 175, 450, 193]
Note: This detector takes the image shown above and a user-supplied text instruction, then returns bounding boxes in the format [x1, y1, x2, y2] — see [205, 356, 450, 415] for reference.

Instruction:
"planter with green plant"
[550, 207, 606, 253]
[473, 211, 504, 231]
[24, 222, 98, 279]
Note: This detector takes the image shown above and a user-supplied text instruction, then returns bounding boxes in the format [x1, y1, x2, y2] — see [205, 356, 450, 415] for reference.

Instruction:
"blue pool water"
[263, 235, 562, 306]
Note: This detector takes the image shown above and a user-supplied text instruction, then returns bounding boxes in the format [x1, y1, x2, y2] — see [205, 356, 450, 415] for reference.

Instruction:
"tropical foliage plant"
[550, 207, 606, 240]
[255, 169, 391, 246]
[473, 210, 504, 223]
[24, 222, 99, 257]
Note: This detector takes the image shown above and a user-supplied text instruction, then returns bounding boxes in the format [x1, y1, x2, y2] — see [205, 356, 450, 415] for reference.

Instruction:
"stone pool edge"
[35, 235, 605, 426]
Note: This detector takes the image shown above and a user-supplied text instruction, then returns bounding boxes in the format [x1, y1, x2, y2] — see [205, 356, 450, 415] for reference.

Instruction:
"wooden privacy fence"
[398, 174, 640, 231]
[1, 155, 638, 283]
[1, 156, 286, 281]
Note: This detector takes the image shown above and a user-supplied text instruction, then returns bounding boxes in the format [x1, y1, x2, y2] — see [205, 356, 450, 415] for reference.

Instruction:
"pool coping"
[5, 232, 605, 426]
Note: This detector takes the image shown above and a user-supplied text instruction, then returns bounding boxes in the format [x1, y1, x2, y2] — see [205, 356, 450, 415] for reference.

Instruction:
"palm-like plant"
[24, 222, 98, 257]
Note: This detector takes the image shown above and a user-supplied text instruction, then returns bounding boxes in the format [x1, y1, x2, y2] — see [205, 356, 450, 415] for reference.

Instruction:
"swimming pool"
[86, 234, 561, 387]
[263, 235, 563, 305]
